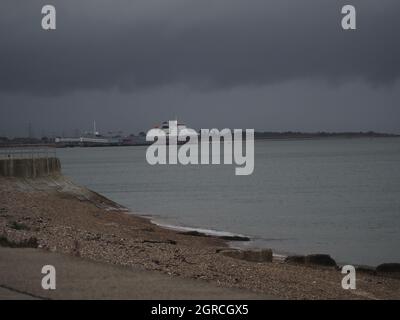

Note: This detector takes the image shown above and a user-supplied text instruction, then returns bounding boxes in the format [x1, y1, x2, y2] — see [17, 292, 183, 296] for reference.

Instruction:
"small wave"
[150, 219, 249, 239]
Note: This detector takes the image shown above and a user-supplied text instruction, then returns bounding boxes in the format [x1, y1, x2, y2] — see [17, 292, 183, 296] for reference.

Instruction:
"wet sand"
[1, 175, 399, 299]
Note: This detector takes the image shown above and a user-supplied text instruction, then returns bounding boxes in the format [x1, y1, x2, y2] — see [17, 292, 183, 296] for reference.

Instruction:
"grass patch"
[0, 235, 38, 248]
[8, 221, 30, 231]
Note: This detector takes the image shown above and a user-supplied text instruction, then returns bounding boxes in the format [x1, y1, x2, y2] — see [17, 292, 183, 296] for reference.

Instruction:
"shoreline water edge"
[1, 173, 400, 299]
[148, 218, 290, 262]
[56, 137, 400, 267]
[144, 215, 391, 268]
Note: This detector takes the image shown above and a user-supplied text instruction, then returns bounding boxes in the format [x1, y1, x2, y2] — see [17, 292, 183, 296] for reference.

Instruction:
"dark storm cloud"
[0, 0, 399, 95]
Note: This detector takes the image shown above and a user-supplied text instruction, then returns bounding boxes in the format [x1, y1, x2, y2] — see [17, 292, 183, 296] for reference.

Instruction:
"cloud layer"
[1, 0, 399, 95]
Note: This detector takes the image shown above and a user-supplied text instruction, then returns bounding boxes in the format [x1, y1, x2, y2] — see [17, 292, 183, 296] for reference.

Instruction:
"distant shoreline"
[55, 134, 400, 148]
[254, 131, 400, 139]
[1, 131, 399, 149]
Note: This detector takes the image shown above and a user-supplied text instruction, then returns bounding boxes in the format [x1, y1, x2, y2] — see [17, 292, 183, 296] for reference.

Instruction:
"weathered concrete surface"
[0, 158, 61, 178]
[0, 248, 272, 300]
[0, 286, 39, 300]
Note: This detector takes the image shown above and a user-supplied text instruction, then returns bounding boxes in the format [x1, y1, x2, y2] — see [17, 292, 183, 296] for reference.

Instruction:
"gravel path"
[0, 247, 271, 300]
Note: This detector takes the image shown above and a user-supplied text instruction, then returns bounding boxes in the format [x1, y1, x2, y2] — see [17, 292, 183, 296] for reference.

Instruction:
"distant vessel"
[158, 120, 191, 135]
[55, 121, 119, 146]
[151, 120, 198, 143]
[54, 120, 197, 147]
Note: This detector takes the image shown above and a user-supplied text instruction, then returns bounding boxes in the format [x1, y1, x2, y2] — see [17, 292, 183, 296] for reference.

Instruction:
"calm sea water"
[57, 138, 400, 266]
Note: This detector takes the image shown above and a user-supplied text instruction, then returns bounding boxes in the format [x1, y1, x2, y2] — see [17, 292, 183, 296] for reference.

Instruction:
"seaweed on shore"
[179, 230, 250, 241]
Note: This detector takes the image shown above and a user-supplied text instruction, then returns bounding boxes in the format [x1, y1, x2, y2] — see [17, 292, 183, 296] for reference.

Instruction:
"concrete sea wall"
[0, 157, 61, 178]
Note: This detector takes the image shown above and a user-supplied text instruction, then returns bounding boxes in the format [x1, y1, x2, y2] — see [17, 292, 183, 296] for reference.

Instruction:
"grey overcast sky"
[0, 0, 399, 137]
